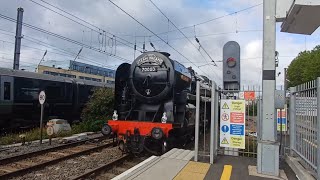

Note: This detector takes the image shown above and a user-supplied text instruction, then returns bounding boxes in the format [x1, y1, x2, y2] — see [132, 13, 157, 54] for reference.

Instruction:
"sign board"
[238, 91, 255, 100]
[47, 126, 54, 136]
[220, 99, 246, 149]
[39, 91, 46, 105]
[277, 109, 287, 131]
[244, 91, 255, 100]
[275, 90, 285, 109]
[239, 92, 244, 99]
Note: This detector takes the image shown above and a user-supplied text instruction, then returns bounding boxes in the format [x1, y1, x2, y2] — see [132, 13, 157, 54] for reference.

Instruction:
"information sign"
[277, 108, 287, 131]
[220, 99, 246, 149]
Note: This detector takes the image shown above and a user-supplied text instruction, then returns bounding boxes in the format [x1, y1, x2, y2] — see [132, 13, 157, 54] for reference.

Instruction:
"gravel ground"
[0, 133, 104, 160]
[12, 146, 122, 180]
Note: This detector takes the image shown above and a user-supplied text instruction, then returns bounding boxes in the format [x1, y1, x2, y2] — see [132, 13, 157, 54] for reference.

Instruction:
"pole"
[204, 88, 207, 153]
[279, 109, 282, 155]
[257, 0, 279, 176]
[194, 81, 200, 161]
[289, 87, 296, 156]
[40, 104, 43, 144]
[13, 7, 24, 70]
[317, 77, 320, 179]
[210, 82, 216, 164]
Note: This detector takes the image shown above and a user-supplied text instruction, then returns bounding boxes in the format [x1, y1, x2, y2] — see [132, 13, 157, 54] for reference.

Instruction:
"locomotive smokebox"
[130, 51, 176, 103]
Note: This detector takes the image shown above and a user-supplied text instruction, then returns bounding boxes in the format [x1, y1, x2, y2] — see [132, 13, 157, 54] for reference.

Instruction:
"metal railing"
[289, 78, 320, 178]
[218, 86, 261, 158]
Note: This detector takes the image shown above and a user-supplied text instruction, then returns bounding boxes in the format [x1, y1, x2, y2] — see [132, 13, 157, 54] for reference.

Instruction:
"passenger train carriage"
[102, 51, 211, 155]
[0, 68, 112, 133]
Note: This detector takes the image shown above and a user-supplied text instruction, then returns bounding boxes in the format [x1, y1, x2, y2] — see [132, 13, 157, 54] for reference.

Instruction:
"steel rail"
[0, 139, 113, 179]
[70, 154, 130, 180]
[0, 135, 107, 165]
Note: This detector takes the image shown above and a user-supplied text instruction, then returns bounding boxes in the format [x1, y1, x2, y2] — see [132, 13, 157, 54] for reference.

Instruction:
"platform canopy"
[278, 0, 320, 35]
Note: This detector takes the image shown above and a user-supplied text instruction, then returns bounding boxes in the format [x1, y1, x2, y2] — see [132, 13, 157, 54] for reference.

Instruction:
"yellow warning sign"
[230, 100, 245, 112]
[230, 136, 245, 149]
[221, 137, 229, 144]
[222, 102, 229, 109]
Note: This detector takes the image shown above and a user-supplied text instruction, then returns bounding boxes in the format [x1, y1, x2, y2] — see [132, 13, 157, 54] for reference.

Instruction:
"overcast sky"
[0, 0, 319, 88]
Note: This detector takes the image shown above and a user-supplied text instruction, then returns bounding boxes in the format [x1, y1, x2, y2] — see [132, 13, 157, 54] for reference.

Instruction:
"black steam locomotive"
[103, 51, 211, 154]
[0, 67, 112, 133]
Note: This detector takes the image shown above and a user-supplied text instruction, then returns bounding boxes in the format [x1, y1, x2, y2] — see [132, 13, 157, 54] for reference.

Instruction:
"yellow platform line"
[220, 165, 232, 180]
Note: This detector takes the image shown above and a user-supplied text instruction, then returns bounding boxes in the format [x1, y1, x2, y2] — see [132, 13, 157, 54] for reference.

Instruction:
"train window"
[3, 82, 11, 100]
[68, 75, 76, 78]
[46, 84, 65, 100]
[14, 78, 40, 101]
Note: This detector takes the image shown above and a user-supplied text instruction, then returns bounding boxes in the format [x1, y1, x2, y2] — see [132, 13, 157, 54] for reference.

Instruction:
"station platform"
[113, 149, 297, 180]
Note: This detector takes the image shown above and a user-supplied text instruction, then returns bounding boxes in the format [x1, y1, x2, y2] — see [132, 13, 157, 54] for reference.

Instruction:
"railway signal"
[223, 41, 241, 91]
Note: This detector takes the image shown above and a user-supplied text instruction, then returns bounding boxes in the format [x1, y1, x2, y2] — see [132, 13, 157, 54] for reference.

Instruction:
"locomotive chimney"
[159, 52, 170, 57]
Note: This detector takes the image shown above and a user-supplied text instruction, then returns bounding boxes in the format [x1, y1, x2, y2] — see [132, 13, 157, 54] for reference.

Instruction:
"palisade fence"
[217, 86, 261, 158]
[289, 77, 320, 179]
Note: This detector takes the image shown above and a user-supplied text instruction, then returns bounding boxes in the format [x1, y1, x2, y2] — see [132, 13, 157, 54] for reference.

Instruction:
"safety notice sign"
[277, 108, 287, 132]
[220, 99, 246, 149]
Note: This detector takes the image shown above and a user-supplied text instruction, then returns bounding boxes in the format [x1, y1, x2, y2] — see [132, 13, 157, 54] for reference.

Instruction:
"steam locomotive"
[0, 67, 112, 133]
[102, 51, 211, 155]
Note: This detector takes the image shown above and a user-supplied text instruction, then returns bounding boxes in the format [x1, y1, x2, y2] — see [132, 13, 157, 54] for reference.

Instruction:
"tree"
[287, 45, 320, 87]
[81, 87, 115, 122]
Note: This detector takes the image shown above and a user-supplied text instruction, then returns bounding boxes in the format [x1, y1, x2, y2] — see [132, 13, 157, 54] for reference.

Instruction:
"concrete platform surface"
[113, 149, 298, 180]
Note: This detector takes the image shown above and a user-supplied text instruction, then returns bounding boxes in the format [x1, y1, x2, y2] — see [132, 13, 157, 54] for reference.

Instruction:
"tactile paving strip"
[173, 161, 211, 180]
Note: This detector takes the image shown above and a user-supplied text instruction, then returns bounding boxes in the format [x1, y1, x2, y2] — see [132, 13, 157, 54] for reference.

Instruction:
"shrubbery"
[81, 87, 114, 123]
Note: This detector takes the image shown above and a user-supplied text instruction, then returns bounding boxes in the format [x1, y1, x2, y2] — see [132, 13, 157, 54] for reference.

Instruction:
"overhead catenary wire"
[0, 13, 131, 63]
[153, 2, 263, 37]
[134, 29, 263, 44]
[118, 2, 263, 38]
[0, 36, 118, 70]
[28, 0, 143, 52]
[108, 0, 211, 78]
[148, 0, 217, 68]
[194, 37, 217, 66]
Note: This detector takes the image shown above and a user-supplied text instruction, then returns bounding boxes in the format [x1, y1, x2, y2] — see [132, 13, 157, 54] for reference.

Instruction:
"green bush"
[287, 45, 320, 87]
[81, 87, 114, 122]
[0, 128, 73, 145]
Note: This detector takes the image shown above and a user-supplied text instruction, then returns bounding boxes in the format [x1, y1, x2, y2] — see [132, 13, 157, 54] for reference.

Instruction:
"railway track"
[0, 135, 108, 164]
[70, 155, 147, 180]
[0, 137, 113, 179]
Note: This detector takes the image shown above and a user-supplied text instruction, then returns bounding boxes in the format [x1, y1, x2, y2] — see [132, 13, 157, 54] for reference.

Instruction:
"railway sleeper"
[112, 167, 127, 174]
[101, 172, 117, 179]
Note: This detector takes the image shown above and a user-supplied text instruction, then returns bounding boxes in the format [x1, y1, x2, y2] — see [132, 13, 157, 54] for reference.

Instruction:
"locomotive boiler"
[102, 51, 211, 154]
